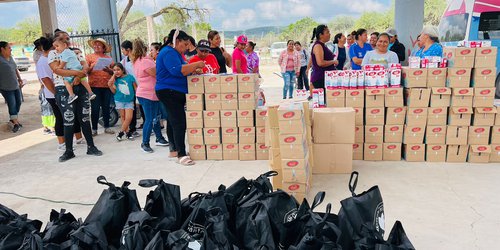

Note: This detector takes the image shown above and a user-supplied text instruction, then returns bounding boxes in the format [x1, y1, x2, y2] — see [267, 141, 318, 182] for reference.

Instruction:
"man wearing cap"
[232, 35, 249, 74]
[188, 40, 220, 74]
[386, 28, 406, 63]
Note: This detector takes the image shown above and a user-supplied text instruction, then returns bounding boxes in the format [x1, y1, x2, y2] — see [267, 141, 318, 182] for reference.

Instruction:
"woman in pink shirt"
[278, 40, 300, 99]
[232, 35, 248, 74]
[130, 38, 169, 153]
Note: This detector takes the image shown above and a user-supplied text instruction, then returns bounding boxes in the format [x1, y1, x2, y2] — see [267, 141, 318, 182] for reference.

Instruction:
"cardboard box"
[473, 107, 497, 126]
[186, 111, 203, 128]
[404, 125, 426, 144]
[355, 126, 364, 143]
[497, 107, 500, 125]
[365, 107, 385, 125]
[430, 87, 451, 107]
[187, 75, 205, 94]
[266, 128, 280, 148]
[186, 94, 204, 111]
[205, 93, 221, 110]
[402, 67, 427, 88]
[386, 107, 406, 125]
[365, 125, 384, 144]
[256, 127, 266, 144]
[473, 88, 495, 107]
[406, 108, 428, 126]
[189, 144, 206, 160]
[385, 88, 404, 107]
[237, 110, 254, 127]
[364, 143, 383, 161]
[446, 126, 468, 145]
[384, 124, 404, 143]
[353, 143, 363, 160]
[278, 105, 303, 121]
[426, 125, 447, 145]
[239, 144, 256, 161]
[256, 108, 268, 127]
[271, 169, 283, 191]
[365, 89, 385, 107]
[203, 110, 220, 128]
[475, 47, 498, 68]
[326, 89, 345, 107]
[447, 145, 468, 162]
[354, 107, 364, 126]
[278, 119, 305, 135]
[222, 127, 238, 144]
[468, 126, 490, 145]
[269, 147, 281, 170]
[426, 144, 447, 162]
[238, 92, 257, 110]
[282, 167, 310, 183]
[187, 128, 204, 145]
[204, 75, 221, 93]
[220, 93, 238, 110]
[383, 143, 402, 161]
[256, 143, 269, 160]
[238, 74, 258, 92]
[239, 127, 255, 144]
[279, 134, 307, 159]
[223, 144, 239, 160]
[490, 144, 500, 162]
[446, 68, 472, 88]
[345, 89, 365, 107]
[443, 47, 476, 68]
[427, 68, 447, 87]
[282, 158, 308, 170]
[405, 88, 431, 107]
[427, 107, 448, 126]
[204, 127, 221, 145]
[472, 67, 497, 87]
[206, 144, 223, 160]
[448, 107, 472, 126]
[220, 74, 238, 93]
[468, 145, 491, 163]
[491, 126, 500, 144]
[312, 108, 355, 144]
[282, 182, 309, 196]
[313, 144, 353, 174]
[221, 110, 237, 128]
[404, 144, 425, 162]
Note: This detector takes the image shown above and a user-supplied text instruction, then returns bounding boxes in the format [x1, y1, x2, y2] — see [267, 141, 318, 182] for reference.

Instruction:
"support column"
[37, 0, 58, 36]
[86, 0, 120, 61]
[395, 0, 425, 65]
[146, 16, 156, 46]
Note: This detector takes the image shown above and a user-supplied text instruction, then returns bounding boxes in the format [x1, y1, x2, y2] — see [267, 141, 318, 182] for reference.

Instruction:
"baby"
[53, 37, 95, 104]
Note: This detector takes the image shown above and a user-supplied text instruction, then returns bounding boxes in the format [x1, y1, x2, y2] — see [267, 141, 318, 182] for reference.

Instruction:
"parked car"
[270, 42, 287, 59]
[14, 56, 30, 71]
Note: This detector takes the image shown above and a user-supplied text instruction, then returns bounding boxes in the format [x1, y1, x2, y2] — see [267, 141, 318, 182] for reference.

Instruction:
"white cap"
[421, 26, 439, 38]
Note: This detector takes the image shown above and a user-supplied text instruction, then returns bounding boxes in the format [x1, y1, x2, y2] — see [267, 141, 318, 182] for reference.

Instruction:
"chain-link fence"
[55, 0, 90, 32]
[69, 30, 122, 63]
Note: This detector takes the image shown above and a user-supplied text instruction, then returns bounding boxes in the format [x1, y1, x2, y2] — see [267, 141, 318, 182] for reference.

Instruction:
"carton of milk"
[341, 70, 350, 89]
[357, 70, 365, 88]
[376, 70, 388, 88]
[325, 71, 339, 89]
[349, 70, 358, 89]
[389, 68, 402, 87]
[409, 57, 421, 68]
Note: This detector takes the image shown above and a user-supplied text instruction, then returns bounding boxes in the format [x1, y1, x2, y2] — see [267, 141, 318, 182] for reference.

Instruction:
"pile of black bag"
[0, 171, 415, 249]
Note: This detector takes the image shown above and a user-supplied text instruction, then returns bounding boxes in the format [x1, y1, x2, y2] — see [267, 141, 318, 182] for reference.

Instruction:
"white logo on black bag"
[284, 208, 298, 223]
[374, 202, 385, 235]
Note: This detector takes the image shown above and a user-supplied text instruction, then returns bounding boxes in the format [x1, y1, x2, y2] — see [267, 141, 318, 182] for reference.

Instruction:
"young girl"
[107, 63, 137, 141]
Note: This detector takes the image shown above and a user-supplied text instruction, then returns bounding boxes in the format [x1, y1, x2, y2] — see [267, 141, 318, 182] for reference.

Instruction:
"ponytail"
[310, 27, 317, 44]
[311, 24, 328, 44]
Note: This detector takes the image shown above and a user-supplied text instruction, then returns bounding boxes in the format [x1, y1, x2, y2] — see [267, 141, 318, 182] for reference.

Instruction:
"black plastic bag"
[67, 222, 108, 249]
[237, 201, 276, 250]
[120, 211, 157, 250]
[167, 229, 200, 250]
[375, 221, 415, 250]
[181, 192, 205, 224]
[84, 176, 141, 247]
[0, 213, 43, 250]
[144, 230, 170, 250]
[260, 190, 299, 242]
[0, 203, 20, 224]
[42, 209, 79, 244]
[139, 179, 182, 231]
[201, 207, 237, 250]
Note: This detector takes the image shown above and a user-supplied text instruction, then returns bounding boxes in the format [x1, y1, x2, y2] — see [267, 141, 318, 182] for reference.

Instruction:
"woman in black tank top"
[208, 30, 231, 73]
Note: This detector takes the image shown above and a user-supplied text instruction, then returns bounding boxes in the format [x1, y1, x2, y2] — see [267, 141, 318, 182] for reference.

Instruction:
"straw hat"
[88, 38, 112, 53]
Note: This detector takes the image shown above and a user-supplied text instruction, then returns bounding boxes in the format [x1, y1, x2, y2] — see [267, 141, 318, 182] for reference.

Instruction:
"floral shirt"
[247, 52, 259, 73]
[86, 53, 114, 88]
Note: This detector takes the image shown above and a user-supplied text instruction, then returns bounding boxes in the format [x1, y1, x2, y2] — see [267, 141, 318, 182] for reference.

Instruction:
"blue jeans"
[1, 89, 22, 120]
[137, 97, 164, 145]
[282, 71, 296, 99]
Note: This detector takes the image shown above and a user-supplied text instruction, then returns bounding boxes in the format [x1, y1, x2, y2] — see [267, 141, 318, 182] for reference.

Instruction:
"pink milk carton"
[318, 88, 325, 107]
[365, 70, 377, 88]
[325, 71, 339, 89]
[409, 57, 421, 68]
[376, 70, 388, 88]
[349, 70, 358, 89]
[312, 89, 320, 108]
[389, 68, 401, 88]
[341, 70, 350, 89]
[357, 70, 365, 88]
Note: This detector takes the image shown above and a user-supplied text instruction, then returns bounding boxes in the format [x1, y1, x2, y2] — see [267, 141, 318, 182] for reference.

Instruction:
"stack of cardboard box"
[186, 74, 267, 161]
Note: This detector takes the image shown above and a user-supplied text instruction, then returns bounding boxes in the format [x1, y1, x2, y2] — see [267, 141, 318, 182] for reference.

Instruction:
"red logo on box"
[356, 127, 360, 132]
[458, 108, 468, 112]
[284, 137, 296, 143]
[412, 127, 421, 132]
[287, 161, 299, 167]
[456, 70, 467, 75]
[210, 145, 219, 150]
[209, 77, 217, 82]
[432, 146, 442, 150]
[259, 111, 267, 116]
[394, 108, 403, 113]
[288, 184, 300, 191]
[369, 145, 378, 149]
[432, 127, 442, 133]
[483, 108, 493, 112]
[458, 89, 469, 94]
[190, 129, 198, 134]
[243, 94, 251, 99]
[190, 112, 198, 117]
[189, 95, 198, 100]
[226, 144, 235, 149]
[191, 78, 200, 83]
[371, 90, 381, 94]
[414, 70, 423, 76]
[226, 128, 234, 133]
[242, 76, 250, 81]
[388, 145, 397, 150]
[389, 90, 398, 95]
[351, 91, 360, 96]
[371, 109, 380, 114]
[481, 49, 492, 55]
[244, 128, 252, 133]
[225, 94, 234, 99]
[242, 111, 249, 116]
[209, 94, 217, 99]
[433, 108, 443, 114]
[482, 69, 492, 75]
[460, 49, 471, 55]
[414, 109, 423, 114]
[411, 145, 421, 150]
[355, 108, 360, 113]
[437, 88, 447, 93]
[369, 127, 379, 132]
[480, 90, 491, 95]
[496, 146, 500, 151]
[432, 70, 442, 75]
[353, 144, 359, 149]
[477, 146, 487, 151]
[283, 111, 295, 118]
[243, 145, 251, 150]
[207, 112, 215, 116]
[390, 126, 399, 132]
[225, 77, 234, 82]
[260, 128, 265, 133]
[224, 112, 232, 116]
[208, 129, 216, 134]
[193, 145, 202, 149]
[260, 145, 268, 149]
[332, 91, 341, 96]
[475, 128, 485, 133]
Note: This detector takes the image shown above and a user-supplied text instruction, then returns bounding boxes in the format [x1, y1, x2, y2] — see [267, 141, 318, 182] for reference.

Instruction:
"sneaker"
[59, 151, 75, 162]
[141, 143, 154, 153]
[155, 138, 169, 146]
[12, 124, 21, 133]
[75, 138, 86, 145]
[116, 131, 124, 141]
[43, 128, 52, 135]
[104, 128, 115, 134]
[131, 131, 140, 138]
[89, 93, 96, 100]
[57, 143, 66, 151]
[126, 132, 134, 140]
[68, 95, 78, 104]
[92, 130, 98, 136]
[87, 146, 103, 156]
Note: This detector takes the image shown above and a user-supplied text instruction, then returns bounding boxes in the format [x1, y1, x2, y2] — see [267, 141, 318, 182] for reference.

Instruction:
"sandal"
[177, 156, 195, 166]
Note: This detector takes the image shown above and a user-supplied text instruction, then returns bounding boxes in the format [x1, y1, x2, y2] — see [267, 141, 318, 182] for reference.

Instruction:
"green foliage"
[4, 17, 42, 45]
[424, 0, 447, 26]
[120, 10, 148, 42]
[279, 17, 318, 46]
[76, 17, 90, 32]
[329, 15, 356, 34]
[187, 22, 212, 41]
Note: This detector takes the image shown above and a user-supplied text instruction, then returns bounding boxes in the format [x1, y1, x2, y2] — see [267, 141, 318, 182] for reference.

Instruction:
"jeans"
[0, 89, 22, 120]
[156, 89, 187, 157]
[55, 85, 95, 153]
[137, 97, 164, 145]
[282, 71, 296, 99]
[90, 87, 112, 130]
[47, 98, 81, 137]
[297, 66, 309, 90]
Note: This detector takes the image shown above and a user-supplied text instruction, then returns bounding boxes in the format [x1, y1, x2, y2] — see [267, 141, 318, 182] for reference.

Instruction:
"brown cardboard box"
[475, 47, 498, 68]
[353, 143, 363, 160]
[326, 89, 345, 107]
[384, 88, 404, 107]
[425, 125, 447, 144]
[427, 68, 447, 87]
[354, 107, 364, 126]
[446, 126, 468, 145]
[365, 107, 385, 125]
[187, 128, 204, 145]
[266, 128, 280, 148]
[280, 142, 307, 159]
[404, 125, 426, 144]
[206, 144, 223, 160]
[345, 89, 365, 107]
[312, 108, 355, 144]
[468, 126, 490, 145]
[220, 75, 238, 93]
[472, 67, 497, 87]
[404, 144, 425, 162]
[256, 127, 266, 143]
[497, 107, 500, 125]
[221, 110, 237, 128]
[405, 88, 431, 107]
[223, 144, 239, 160]
[204, 128, 221, 145]
[473, 107, 497, 126]
[402, 67, 428, 88]
[256, 108, 268, 127]
[270, 169, 283, 191]
[473, 88, 495, 107]
[355, 126, 364, 143]
[237, 110, 254, 127]
[313, 144, 353, 174]
[204, 75, 221, 93]
[383, 143, 402, 161]
[282, 158, 308, 170]
[448, 107, 472, 126]
[282, 182, 309, 195]
[426, 144, 447, 162]
[365, 125, 383, 144]
[187, 75, 205, 94]
[384, 125, 403, 143]
[238, 92, 257, 110]
[203, 111, 220, 128]
[278, 105, 303, 121]
[222, 127, 238, 144]
[282, 167, 310, 183]
[237, 74, 258, 92]
[446, 68, 472, 88]
[186, 94, 204, 111]
[468, 145, 491, 163]
[220, 93, 238, 110]
[186, 111, 204, 128]
[189, 144, 206, 160]
[430, 87, 451, 107]
[490, 144, 500, 162]
[443, 47, 476, 68]
[365, 89, 385, 107]
[239, 127, 256, 144]
[205, 93, 221, 110]
[364, 143, 383, 161]
[278, 119, 305, 135]
[239, 144, 256, 161]
[269, 147, 281, 170]
[256, 143, 269, 160]
[406, 108, 428, 126]
[427, 107, 448, 126]
[385, 107, 407, 125]
[491, 126, 500, 144]
[447, 145, 468, 162]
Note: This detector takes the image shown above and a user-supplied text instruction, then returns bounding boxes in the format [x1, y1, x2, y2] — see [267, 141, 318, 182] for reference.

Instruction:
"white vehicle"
[270, 42, 287, 59]
[14, 56, 30, 71]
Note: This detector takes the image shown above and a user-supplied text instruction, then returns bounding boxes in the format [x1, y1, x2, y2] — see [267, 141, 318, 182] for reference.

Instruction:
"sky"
[0, 0, 392, 31]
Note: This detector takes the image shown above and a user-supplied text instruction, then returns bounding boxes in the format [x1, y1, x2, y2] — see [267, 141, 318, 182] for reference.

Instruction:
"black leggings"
[90, 87, 112, 130]
[297, 66, 310, 90]
[129, 98, 137, 133]
[46, 97, 81, 137]
[156, 89, 187, 157]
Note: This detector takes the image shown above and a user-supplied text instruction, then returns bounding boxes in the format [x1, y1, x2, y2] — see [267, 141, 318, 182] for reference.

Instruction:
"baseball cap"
[385, 28, 397, 37]
[236, 35, 248, 45]
[197, 39, 211, 52]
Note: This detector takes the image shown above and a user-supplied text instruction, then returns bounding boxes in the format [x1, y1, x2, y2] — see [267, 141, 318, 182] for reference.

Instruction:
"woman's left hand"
[18, 79, 24, 88]
[103, 66, 113, 75]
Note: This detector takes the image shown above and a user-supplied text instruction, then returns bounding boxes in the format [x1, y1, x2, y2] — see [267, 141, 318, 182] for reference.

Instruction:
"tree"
[120, 10, 148, 41]
[424, 0, 447, 26]
[280, 17, 318, 45]
[10, 17, 41, 45]
[188, 22, 212, 41]
[354, 10, 393, 32]
[329, 15, 355, 34]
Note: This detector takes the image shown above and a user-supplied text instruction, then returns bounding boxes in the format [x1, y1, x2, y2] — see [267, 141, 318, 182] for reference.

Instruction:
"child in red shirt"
[189, 39, 220, 74]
